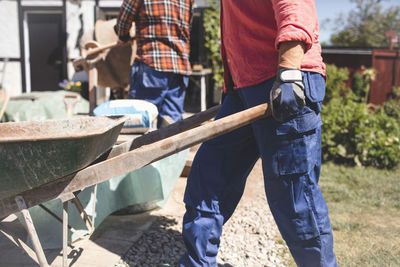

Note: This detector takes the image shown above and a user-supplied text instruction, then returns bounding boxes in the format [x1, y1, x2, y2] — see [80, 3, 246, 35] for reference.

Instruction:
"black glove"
[113, 25, 131, 43]
[269, 68, 306, 122]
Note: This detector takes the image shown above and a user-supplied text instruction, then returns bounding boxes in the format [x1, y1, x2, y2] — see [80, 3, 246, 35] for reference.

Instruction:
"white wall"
[21, 0, 63, 6]
[0, 62, 22, 96]
[0, 0, 126, 95]
[66, 0, 97, 79]
[0, 1, 20, 58]
[0, 1, 22, 95]
[98, 0, 123, 8]
[66, 0, 96, 60]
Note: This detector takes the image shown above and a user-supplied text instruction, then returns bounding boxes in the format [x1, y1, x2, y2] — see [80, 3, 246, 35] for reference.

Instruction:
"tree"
[330, 0, 400, 48]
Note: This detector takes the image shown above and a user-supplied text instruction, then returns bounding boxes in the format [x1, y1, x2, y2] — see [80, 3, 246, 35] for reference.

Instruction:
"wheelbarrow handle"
[84, 41, 120, 58]
[72, 41, 121, 72]
[0, 103, 271, 220]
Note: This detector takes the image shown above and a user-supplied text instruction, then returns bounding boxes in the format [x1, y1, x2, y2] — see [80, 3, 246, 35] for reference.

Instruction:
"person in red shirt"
[180, 1, 338, 266]
[114, 0, 193, 128]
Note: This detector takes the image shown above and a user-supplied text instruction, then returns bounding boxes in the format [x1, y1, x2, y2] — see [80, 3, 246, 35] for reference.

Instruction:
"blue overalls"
[129, 60, 189, 128]
[179, 72, 338, 267]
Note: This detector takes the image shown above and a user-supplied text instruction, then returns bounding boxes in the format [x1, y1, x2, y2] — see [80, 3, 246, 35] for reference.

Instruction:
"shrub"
[351, 68, 376, 103]
[356, 109, 400, 169]
[321, 95, 369, 165]
[321, 89, 400, 169]
[203, 1, 223, 89]
[378, 87, 400, 120]
[324, 64, 350, 103]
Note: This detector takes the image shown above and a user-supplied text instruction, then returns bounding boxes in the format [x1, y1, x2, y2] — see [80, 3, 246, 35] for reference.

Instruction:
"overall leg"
[180, 91, 260, 267]
[262, 126, 337, 267]
[160, 75, 188, 124]
[238, 76, 338, 267]
[129, 61, 165, 107]
[129, 61, 186, 128]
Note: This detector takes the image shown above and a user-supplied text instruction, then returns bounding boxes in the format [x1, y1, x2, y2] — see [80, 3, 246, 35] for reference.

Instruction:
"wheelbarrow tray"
[0, 116, 126, 200]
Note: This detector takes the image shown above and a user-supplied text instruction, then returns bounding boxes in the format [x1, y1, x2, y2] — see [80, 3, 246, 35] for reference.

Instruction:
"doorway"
[25, 11, 66, 92]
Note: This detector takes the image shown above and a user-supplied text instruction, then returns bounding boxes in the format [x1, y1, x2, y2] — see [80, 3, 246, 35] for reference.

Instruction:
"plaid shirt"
[115, 0, 193, 75]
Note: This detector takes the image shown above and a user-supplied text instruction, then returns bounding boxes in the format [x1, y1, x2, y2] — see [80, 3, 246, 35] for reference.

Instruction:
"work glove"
[270, 68, 306, 122]
[113, 25, 132, 43]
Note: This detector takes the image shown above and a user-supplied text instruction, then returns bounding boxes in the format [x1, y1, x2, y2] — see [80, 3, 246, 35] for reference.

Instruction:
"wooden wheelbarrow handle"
[72, 41, 121, 72]
[0, 103, 271, 219]
[85, 42, 120, 58]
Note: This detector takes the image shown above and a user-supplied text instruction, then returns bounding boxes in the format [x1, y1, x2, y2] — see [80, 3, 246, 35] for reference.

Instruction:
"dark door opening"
[28, 13, 66, 91]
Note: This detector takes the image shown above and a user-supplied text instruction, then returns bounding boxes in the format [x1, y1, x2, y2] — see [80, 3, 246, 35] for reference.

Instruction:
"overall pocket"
[304, 72, 326, 113]
[141, 63, 169, 89]
[272, 111, 322, 177]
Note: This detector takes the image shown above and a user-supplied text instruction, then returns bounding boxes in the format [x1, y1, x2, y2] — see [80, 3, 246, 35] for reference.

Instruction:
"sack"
[94, 99, 158, 133]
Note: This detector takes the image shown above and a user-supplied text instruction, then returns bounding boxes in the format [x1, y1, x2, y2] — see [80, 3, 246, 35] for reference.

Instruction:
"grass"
[281, 163, 400, 266]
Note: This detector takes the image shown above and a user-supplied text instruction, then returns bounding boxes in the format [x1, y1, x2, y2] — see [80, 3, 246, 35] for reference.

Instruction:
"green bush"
[356, 109, 400, 169]
[321, 96, 369, 164]
[322, 67, 400, 169]
[377, 87, 400, 120]
[351, 72, 369, 102]
[351, 68, 376, 103]
[379, 99, 400, 120]
[203, 1, 223, 89]
[324, 64, 350, 103]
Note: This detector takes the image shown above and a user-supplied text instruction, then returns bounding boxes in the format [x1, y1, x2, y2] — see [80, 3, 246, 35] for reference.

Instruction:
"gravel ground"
[115, 160, 290, 267]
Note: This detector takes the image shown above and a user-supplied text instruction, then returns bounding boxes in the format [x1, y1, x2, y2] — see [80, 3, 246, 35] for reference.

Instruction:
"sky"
[314, 0, 400, 44]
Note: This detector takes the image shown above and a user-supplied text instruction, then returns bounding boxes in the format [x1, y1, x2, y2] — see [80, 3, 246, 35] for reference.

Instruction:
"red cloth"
[115, 0, 193, 75]
[221, 0, 325, 91]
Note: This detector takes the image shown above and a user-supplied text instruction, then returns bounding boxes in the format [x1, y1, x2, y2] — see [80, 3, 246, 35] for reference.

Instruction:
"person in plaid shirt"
[115, 0, 194, 128]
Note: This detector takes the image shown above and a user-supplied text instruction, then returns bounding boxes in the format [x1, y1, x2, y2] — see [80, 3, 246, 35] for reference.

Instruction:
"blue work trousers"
[129, 61, 189, 128]
[180, 72, 338, 267]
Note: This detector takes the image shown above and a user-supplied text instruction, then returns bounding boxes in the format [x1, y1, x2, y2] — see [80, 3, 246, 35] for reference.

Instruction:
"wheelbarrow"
[0, 103, 270, 267]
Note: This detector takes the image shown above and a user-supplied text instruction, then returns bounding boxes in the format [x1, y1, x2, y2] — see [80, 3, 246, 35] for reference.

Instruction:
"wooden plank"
[88, 67, 97, 115]
[102, 104, 221, 160]
[0, 103, 269, 219]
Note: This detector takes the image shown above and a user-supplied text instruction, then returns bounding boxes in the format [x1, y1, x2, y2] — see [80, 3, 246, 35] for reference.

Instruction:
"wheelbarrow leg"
[15, 196, 50, 267]
[63, 201, 68, 267]
[71, 193, 94, 234]
[91, 184, 98, 227]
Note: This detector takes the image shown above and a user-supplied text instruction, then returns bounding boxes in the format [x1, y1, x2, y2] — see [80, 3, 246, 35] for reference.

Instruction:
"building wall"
[0, 1, 22, 95]
[66, 0, 96, 78]
[1, 0, 206, 97]
[0, 0, 123, 95]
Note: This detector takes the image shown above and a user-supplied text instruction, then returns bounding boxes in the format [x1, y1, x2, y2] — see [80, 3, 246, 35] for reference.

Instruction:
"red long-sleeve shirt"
[221, 0, 325, 91]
